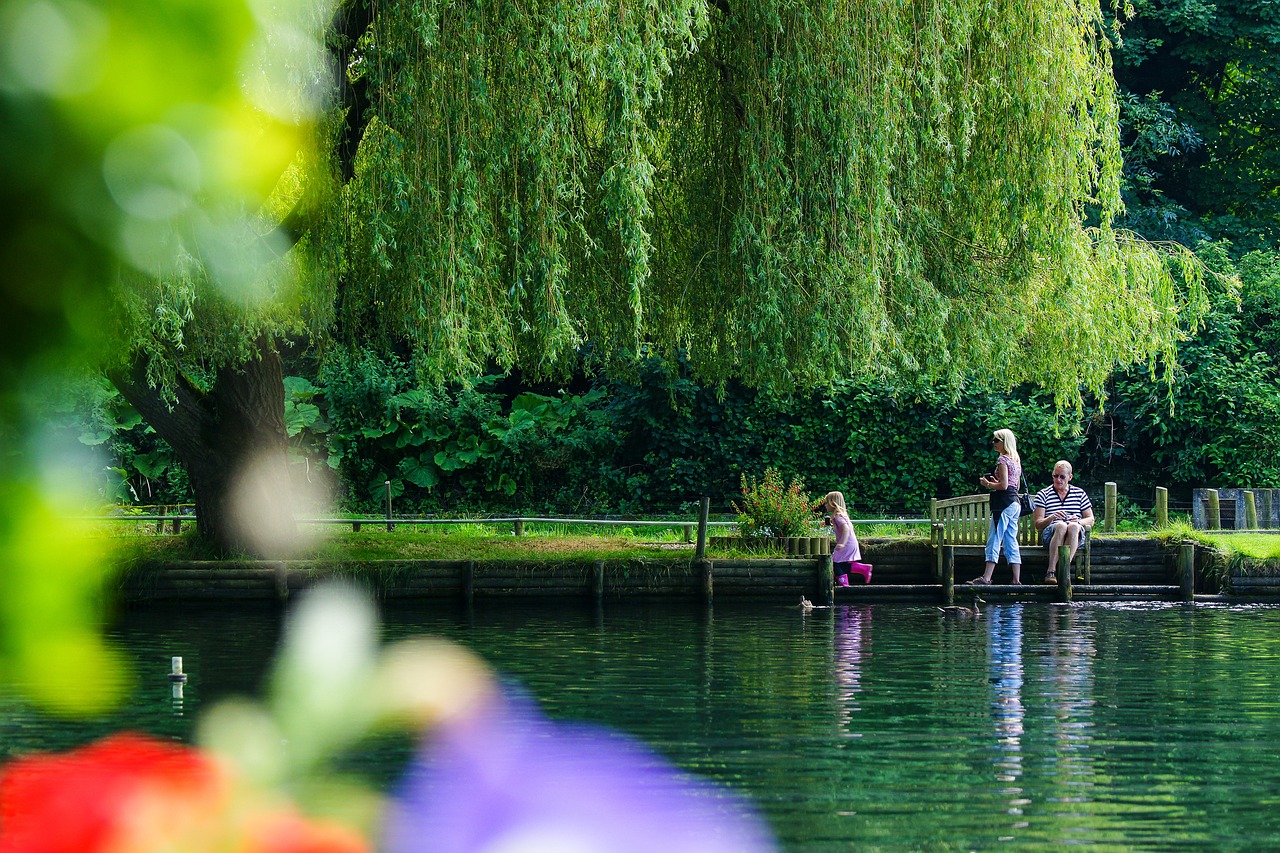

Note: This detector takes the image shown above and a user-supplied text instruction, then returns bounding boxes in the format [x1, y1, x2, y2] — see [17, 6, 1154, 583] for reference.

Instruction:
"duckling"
[937, 597, 983, 618]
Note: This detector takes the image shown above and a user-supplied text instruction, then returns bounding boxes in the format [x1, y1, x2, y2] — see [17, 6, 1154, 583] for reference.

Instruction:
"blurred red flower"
[0, 733, 366, 853]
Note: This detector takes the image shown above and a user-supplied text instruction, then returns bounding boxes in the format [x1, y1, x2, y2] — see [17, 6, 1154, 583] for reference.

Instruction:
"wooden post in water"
[463, 560, 475, 605]
[1155, 487, 1168, 528]
[942, 545, 955, 606]
[1104, 482, 1117, 533]
[592, 560, 605, 605]
[818, 554, 834, 606]
[1058, 545, 1072, 602]
[700, 559, 713, 604]
[1206, 489, 1221, 530]
[1244, 491, 1258, 529]
[1179, 543, 1195, 601]
[695, 497, 710, 560]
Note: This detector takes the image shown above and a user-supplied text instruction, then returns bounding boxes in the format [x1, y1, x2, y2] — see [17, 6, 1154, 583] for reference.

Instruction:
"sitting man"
[1033, 460, 1094, 583]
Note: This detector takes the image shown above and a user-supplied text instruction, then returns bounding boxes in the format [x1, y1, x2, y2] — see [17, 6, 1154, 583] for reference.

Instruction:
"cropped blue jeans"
[985, 501, 1022, 565]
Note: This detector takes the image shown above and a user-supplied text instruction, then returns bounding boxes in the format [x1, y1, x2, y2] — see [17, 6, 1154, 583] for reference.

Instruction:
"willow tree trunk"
[110, 339, 297, 558]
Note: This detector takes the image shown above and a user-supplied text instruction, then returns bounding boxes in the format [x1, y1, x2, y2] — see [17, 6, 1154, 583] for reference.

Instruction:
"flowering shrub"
[733, 468, 818, 538]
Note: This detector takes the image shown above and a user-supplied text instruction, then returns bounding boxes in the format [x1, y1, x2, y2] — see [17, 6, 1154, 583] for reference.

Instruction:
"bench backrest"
[930, 494, 1038, 546]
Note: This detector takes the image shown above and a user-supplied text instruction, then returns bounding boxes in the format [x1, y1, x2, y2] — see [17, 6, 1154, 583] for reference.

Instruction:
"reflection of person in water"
[834, 605, 870, 727]
[987, 604, 1025, 814]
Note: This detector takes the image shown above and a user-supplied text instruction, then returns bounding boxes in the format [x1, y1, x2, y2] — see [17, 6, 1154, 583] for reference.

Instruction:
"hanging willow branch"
[309, 0, 1207, 410]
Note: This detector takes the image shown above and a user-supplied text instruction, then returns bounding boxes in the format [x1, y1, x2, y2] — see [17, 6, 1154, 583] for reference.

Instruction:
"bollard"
[695, 498, 710, 560]
[1206, 489, 1221, 530]
[1245, 491, 1258, 529]
[1104, 482, 1117, 533]
[1179, 543, 1195, 601]
[819, 554, 834, 606]
[942, 545, 955, 606]
[1155, 487, 1168, 529]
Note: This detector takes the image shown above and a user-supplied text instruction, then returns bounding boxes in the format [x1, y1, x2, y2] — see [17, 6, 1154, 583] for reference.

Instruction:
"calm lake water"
[6, 597, 1280, 850]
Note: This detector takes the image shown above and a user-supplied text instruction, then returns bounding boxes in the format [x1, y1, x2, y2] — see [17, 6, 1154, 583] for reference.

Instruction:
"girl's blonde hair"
[821, 491, 849, 517]
[993, 428, 1020, 463]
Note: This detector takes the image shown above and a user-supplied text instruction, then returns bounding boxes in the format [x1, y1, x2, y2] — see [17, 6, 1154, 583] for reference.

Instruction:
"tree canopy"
[294, 0, 1206, 411]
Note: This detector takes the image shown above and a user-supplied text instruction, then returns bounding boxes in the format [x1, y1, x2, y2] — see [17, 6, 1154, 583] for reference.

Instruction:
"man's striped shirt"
[1034, 484, 1093, 517]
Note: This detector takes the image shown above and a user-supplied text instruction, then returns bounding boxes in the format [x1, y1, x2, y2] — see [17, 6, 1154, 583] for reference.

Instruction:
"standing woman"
[821, 491, 863, 587]
[970, 429, 1023, 585]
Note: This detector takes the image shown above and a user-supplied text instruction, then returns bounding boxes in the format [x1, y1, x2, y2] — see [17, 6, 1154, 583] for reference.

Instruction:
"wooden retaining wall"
[117, 538, 1276, 604]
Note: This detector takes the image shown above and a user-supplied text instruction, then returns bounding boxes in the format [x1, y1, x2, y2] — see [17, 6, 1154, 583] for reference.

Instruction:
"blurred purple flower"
[383, 691, 776, 853]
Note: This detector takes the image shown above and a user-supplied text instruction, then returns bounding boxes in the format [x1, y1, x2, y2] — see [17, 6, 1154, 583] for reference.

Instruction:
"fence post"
[695, 498, 710, 560]
[819, 554, 834, 606]
[1245, 491, 1258, 529]
[1104, 482, 1117, 533]
[943, 545, 955, 606]
[1179, 543, 1195, 601]
[513, 519, 524, 536]
[155, 506, 166, 535]
[384, 480, 393, 532]
[683, 523, 694, 544]
[1206, 489, 1221, 530]
[1155, 487, 1168, 528]
[1058, 545, 1072, 602]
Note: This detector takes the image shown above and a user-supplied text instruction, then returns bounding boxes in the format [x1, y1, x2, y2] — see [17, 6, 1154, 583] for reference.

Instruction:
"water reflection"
[10, 601, 1280, 851]
[986, 605, 1026, 823]
[1043, 607, 1097, 809]
[833, 605, 869, 724]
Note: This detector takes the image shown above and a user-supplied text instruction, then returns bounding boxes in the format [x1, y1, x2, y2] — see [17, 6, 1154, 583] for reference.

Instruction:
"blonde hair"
[993, 428, 1020, 463]
[821, 491, 849, 517]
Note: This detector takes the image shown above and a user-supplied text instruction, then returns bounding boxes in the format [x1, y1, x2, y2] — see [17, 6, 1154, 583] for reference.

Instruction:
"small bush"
[732, 468, 818, 538]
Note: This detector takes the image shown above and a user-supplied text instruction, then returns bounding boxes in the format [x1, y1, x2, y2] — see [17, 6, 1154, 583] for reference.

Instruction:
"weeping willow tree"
[311, 0, 1207, 412]
[103, 0, 1208, 555]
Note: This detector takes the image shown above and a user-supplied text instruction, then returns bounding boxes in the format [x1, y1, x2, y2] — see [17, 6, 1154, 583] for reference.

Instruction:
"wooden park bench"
[929, 493, 1092, 587]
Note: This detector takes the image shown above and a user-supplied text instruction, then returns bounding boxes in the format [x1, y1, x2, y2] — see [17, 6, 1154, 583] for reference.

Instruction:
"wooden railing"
[929, 494, 1038, 546]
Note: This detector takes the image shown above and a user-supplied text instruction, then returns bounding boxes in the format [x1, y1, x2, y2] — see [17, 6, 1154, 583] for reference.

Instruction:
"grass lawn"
[1203, 533, 1280, 560]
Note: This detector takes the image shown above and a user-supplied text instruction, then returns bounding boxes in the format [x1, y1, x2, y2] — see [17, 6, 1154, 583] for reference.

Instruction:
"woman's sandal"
[968, 577, 990, 585]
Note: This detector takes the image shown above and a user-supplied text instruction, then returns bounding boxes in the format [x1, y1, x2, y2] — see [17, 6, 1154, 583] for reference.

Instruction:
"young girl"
[820, 491, 868, 586]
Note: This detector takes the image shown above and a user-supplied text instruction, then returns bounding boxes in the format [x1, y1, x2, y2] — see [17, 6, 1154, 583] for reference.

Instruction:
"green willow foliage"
[315, 0, 1207, 410]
